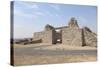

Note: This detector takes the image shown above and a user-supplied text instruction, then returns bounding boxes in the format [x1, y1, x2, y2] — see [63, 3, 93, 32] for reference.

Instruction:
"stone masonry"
[32, 17, 97, 47]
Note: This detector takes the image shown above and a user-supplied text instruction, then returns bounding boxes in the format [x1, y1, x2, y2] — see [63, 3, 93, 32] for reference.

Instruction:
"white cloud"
[14, 2, 61, 20]
[14, 2, 46, 18]
[31, 4, 39, 9]
[35, 12, 45, 16]
[17, 2, 39, 10]
[49, 4, 60, 11]
[14, 9, 34, 18]
[42, 4, 61, 17]
[14, 8, 45, 19]
[40, 9, 59, 17]
[14, 9, 24, 17]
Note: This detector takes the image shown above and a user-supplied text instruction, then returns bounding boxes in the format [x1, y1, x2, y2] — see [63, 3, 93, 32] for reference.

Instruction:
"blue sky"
[13, 1, 97, 38]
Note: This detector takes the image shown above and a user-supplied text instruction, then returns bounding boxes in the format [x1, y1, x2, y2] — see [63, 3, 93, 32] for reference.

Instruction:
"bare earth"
[13, 43, 97, 66]
[14, 55, 97, 66]
[14, 43, 96, 50]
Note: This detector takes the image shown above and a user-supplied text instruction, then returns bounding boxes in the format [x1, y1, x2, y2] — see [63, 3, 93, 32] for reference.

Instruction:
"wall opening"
[55, 29, 62, 44]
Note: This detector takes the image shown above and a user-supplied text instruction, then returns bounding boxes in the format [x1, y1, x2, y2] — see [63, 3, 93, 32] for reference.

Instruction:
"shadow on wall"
[32, 39, 42, 44]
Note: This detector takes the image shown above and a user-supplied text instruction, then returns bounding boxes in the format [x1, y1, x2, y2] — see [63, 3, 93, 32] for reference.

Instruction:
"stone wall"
[42, 30, 54, 44]
[83, 27, 97, 47]
[62, 27, 83, 46]
[33, 30, 56, 44]
[33, 32, 44, 40]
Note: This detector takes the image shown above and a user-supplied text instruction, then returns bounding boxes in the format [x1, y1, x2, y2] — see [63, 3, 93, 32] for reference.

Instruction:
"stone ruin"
[32, 17, 97, 47]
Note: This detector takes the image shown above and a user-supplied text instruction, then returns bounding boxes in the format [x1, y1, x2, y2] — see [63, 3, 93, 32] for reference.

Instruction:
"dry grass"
[14, 55, 97, 66]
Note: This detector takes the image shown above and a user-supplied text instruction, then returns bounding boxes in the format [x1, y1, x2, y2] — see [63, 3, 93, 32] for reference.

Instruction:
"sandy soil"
[14, 55, 97, 66]
[14, 43, 97, 50]
[12, 43, 97, 66]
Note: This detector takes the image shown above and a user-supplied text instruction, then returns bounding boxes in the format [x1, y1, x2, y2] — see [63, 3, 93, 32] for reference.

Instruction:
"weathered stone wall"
[33, 32, 44, 41]
[42, 30, 54, 44]
[62, 27, 83, 46]
[33, 30, 56, 44]
[83, 27, 97, 47]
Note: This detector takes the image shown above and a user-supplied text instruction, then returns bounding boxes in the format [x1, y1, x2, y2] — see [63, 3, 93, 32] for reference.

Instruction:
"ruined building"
[32, 18, 97, 47]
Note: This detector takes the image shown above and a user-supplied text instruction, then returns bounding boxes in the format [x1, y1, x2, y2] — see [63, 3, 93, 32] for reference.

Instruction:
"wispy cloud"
[14, 2, 46, 19]
[14, 9, 35, 18]
[31, 4, 39, 9]
[35, 12, 45, 16]
[15, 2, 40, 10]
[49, 4, 60, 11]
[45, 4, 61, 17]
[14, 2, 61, 19]
[14, 9, 46, 20]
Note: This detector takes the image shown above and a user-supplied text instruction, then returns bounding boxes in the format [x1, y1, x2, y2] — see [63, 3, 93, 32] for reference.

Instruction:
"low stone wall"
[33, 32, 44, 40]
[33, 30, 56, 44]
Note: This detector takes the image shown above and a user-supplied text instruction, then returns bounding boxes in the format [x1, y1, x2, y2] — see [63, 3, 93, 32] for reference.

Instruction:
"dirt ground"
[12, 43, 97, 66]
[14, 55, 97, 66]
[14, 43, 96, 50]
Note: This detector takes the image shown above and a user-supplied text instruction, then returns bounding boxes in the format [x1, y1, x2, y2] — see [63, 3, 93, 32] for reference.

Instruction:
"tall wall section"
[62, 27, 83, 46]
[83, 27, 97, 47]
[42, 30, 56, 44]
